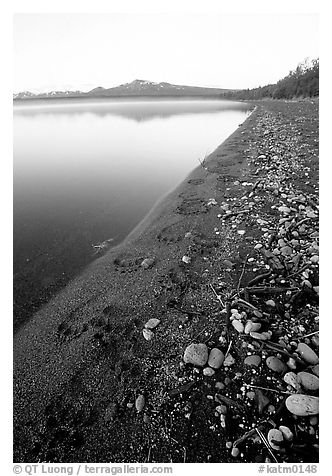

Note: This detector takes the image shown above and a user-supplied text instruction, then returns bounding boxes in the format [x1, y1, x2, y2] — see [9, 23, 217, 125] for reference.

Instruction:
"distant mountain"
[14, 79, 235, 100]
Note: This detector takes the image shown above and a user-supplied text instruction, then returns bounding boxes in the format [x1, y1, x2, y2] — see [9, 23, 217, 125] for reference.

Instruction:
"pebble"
[283, 371, 300, 390]
[244, 355, 261, 367]
[286, 394, 319, 416]
[279, 425, 294, 442]
[232, 319, 244, 333]
[268, 429, 284, 451]
[231, 447, 240, 458]
[142, 328, 154, 341]
[296, 343, 319, 364]
[215, 381, 225, 390]
[224, 354, 235, 367]
[266, 356, 287, 373]
[141, 257, 155, 269]
[286, 357, 297, 370]
[280, 246, 293, 256]
[278, 206, 291, 214]
[266, 299, 276, 307]
[297, 371, 319, 391]
[182, 255, 191, 264]
[183, 343, 209, 367]
[135, 395, 145, 412]
[208, 348, 225, 369]
[144, 318, 161, 329]
[244, 320, 262, 334]
[203, 367, 215, 377]
[216, 404, 228, 415]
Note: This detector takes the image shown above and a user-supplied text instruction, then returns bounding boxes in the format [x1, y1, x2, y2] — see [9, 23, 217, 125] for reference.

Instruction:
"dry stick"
[224, 339, 233, 359]
[246, 286, 299, 295]
[293, 330, 319, 341]
[287, 263, 310, 279]
[247, 270, 272, 287]
[237, 255, 249, 292]
[237, 298, 258, 311]
[256, 428, 279, 463]
[244, 384, 292, 395]
[209, 284, 225, 307]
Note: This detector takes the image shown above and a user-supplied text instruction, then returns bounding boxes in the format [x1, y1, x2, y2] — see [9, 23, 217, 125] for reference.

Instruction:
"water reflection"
[14, 97, 247, 122]
[14, 99, 250, 330]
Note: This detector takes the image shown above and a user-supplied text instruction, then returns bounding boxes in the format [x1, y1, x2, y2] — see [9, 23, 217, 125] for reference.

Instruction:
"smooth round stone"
[203, 367, 215, 377]
[279, 425, 293, 442]
[266, 356, 287, 373]
[268, 429, 284, 451]
[232, 319, 244, 333]
[135, 395, 145, 412]
[280, 246, 293, 256]
[266, 299, 276, 307]
[142, 328, 154, 341]
[244, 355, 261, 367]
[297, 372, 319, 391]
[296, 343, 319, 364]
[144, 318, 161, 329]
[231, 447, 240, 458]
[183, 343, 208, 367]
[208, 348, 225, 369]
[286, 394, 319, 416]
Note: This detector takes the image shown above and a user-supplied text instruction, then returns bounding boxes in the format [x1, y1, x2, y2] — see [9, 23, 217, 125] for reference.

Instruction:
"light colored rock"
[278, 206, 291, 214]
[203, 367, 215, 377]
[266, 299, 276, 307]
[266, 356, 287, 373]
[268, 429, 284, 451]
[244, 355, 261, 367]
[208, 348, 225, 369]
[231, 447, 239, 458]
[280, 246, 293, 256]
[224, 354, 235, 367]
[182, 255, 191, 264]
[232, 319, 244, 333]
[183, 343, 209, 367]
[296, 343, 319, 364]
[297, 372, 319, 391]
[135, 395, 145, 412]
[279, 426, 293, 442]
[286, 394, 319, 416]
[143, 328, 154, 341]
[141, 257, 156, 269]
[244, 320, 262, 334]
[283, 372, 301, 391]
[144, 318, 161, 329]
[286, 357, 297, 370]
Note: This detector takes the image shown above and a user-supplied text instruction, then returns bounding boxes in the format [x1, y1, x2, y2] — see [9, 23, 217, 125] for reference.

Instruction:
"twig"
[287, 264, 310, 279]
[244, 384, 292, 395]
[293, 330, 319, 341]
[237, 255, 249, 292]
[224, 339, 233, 359]
[256, 428, 278, 463]
[209, 284, 225, 307]
[237, 298, 258, 311]
[246, 286, 299, 294]
[247, 270, 272, 287]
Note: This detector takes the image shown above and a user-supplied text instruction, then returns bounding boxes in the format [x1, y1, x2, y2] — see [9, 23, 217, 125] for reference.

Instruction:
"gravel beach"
[14, 99, 319, 463]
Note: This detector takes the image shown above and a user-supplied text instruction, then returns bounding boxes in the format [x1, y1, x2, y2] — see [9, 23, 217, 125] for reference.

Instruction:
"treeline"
[223, 58, 319, 100]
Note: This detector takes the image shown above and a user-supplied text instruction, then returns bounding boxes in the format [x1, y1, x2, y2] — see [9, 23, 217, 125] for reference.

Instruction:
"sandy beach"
[14, 99, 319, 463]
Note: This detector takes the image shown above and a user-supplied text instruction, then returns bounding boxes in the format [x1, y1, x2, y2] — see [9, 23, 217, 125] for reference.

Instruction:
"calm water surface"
[14, 98, 250, 328]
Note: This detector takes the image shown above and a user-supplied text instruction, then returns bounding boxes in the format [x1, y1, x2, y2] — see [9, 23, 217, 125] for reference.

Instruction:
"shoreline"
[14, 99, 319, 463]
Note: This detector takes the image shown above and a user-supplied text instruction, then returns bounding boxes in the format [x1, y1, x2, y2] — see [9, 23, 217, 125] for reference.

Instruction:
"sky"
[14, 13, 319, 93]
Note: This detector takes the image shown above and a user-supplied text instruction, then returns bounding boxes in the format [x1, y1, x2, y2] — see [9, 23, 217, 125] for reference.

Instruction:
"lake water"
[13, 98, 251, 329]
